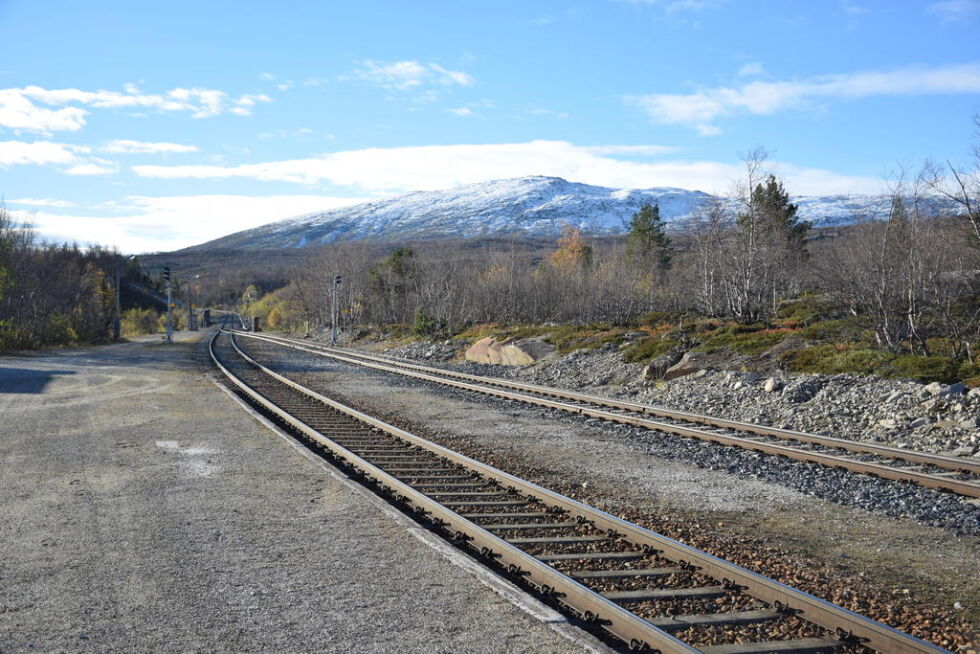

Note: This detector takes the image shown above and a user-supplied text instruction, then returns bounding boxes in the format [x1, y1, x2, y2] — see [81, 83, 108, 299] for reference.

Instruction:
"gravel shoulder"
[243, 335, 980, 650]
[0, 335, 589, 653]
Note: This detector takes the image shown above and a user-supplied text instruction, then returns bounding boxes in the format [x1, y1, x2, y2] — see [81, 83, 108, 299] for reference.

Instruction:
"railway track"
[230, 331, 980, 499]
[210, 328, 948, 653]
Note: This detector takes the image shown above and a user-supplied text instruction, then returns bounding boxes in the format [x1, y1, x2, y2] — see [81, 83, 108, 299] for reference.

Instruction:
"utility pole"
[163, 266, 173, 344]
[113, 262, 122, 340]
[331, 274, 342, 345]
[187, 274, 200, 331]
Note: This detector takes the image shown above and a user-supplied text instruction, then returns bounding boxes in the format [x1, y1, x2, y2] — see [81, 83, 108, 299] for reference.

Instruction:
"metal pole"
[113, 263, 121, 340]
[331, 274, 341, 345]
[187, 286, 195, 331]
[166, 282, 174, 343]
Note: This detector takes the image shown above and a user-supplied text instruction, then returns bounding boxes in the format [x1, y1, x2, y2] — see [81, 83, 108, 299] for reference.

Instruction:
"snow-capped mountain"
[183, 176, 954, 251]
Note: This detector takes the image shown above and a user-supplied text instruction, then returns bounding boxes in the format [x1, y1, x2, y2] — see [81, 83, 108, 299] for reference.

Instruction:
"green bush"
[121, 308, 158, 337]
[885, 355, 961, 383]
[622, 337, 681, 363]
[775, 294, 838, 326]
[413, 308, 438, 337]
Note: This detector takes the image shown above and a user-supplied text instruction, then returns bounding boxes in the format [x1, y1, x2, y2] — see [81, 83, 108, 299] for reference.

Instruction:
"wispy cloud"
[352, 60, 474, 90]
[131, 139, 884, 196]
[446, 107, 474, 117]
[11, 194, 369, 252]
[737, 62, 765, 77]
[0, 139, 117, 174]
[9, 197, 75, 208]
[927, 0, 980, 22]
[528, 107, 570, 120]
[625, 62, 980, 135]
[0, 84, 272, 134]
[103, 139, 199, 154]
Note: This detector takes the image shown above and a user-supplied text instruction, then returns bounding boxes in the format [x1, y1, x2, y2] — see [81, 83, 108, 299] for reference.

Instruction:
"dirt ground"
[0, 334, 596, 653]
[238, 337, 979, 651]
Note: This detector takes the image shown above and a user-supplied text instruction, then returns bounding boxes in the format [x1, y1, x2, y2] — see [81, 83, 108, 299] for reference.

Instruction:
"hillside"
[182, 175, 954, 252]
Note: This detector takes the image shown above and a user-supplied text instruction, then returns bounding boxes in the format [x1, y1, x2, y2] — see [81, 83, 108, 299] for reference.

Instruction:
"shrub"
[121, 308, 158, 337]
[622, 337, 681, 363]
[413, 308, 438, 337]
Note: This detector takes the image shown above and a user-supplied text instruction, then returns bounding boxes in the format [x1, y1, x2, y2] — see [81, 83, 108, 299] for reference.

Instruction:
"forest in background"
[242, 152, 980, 384]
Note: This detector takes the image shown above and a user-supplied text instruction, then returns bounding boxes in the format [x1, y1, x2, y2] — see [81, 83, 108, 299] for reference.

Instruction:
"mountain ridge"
[183, 175, 953, 252]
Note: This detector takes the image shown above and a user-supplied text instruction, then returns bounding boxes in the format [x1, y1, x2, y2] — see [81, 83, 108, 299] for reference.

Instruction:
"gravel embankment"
[381, 339, 980, 458]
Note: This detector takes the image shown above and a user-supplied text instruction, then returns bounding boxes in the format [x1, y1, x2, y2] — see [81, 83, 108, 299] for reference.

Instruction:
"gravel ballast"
[241, 335, 980, 650]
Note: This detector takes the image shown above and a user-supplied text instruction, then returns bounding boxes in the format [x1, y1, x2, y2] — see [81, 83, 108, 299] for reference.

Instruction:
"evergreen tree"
[626, 203, 671, 269]
[742, 175, 810, 251]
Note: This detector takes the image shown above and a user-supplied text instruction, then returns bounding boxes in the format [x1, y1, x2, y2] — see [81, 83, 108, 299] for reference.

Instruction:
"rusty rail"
[233, 331, 980, 499]
[212, 330, 948, 653]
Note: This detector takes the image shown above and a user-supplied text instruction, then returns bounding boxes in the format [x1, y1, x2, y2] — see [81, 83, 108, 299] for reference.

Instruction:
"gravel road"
[0, 334, 592, 653]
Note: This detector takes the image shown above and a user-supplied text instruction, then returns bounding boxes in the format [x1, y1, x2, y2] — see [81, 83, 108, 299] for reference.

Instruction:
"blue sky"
[1, 0, 978, 252]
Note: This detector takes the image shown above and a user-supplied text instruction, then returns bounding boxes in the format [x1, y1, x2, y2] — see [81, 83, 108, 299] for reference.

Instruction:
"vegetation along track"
[232, 331, 980, 500]
[211, 328, 947, 654]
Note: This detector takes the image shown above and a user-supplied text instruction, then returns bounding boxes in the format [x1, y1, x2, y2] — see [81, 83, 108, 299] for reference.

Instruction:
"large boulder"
[663, 351, 714, 380]
[641, 350, 685, 380]
[464, 336, 496, 364]
[465, 336, 555, 366]
[500, 338, 555, 366]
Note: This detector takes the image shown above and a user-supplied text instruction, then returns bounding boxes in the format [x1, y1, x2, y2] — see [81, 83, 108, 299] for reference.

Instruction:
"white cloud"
[131, 139, 885, 196]
[0, 140, 87, 166]
[0, 89, 88, 134]
[353, 60, 474, 90]
[528, 107, 570, 119]
[65, 162, 119, 175]
[584, 145, 681, 156]
[304, 77, 328, 87]
[0, 84, 272, 134]
[447, 107, 474, 117]
[626, 62, 980, 134]
[0, 139, 119, 175]
[9, 197, 75, 208]
[259, 72, 277, 81]
[737, 62, 765, 77]
[11, 194, 370, 252]
[927, 0, 980, 22]
[103, 139, 199, 154]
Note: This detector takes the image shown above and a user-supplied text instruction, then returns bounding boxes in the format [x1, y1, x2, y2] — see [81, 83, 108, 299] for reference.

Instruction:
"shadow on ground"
[0, 368, 76, 394]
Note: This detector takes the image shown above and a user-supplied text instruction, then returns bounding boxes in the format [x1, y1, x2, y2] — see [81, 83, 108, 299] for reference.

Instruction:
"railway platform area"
[0, 335, 591, 653]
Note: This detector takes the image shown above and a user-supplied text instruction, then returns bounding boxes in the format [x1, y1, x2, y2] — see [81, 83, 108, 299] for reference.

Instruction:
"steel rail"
[210, 331, 696, 653]
[233, 331, 980, 499]
[215, 330, 946, 654]
[249, 332, 980, 476]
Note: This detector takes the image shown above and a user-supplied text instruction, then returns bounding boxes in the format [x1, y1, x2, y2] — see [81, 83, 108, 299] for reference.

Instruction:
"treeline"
[0, 207, 139, 349]
[252, 159, 979, 367]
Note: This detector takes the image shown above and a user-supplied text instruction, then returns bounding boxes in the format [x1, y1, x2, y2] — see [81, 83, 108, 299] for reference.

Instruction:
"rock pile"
[388, 340, 980, 457]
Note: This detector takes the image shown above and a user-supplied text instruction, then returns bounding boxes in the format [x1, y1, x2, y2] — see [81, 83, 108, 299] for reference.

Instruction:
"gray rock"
[642, 349, 686, 380]
[924, 382, 945, 396]
[886, 390, 906, 403]
[910, 417, 932, 429]
[744, 371, 762, 382]
[878, 418, 898, 429]
[946, 382, 967, 396]
[763, 377, 781, 393]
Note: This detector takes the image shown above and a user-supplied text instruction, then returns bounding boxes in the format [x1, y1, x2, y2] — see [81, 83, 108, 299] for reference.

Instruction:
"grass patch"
[695, 324, 789, 355]
[622, 337, 681, 363]
[775, 293, 839, 327]
[785, 345, 972, 383]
